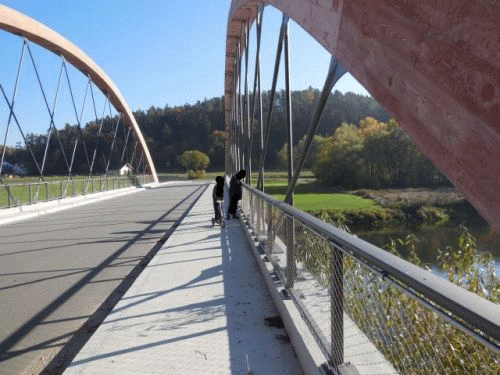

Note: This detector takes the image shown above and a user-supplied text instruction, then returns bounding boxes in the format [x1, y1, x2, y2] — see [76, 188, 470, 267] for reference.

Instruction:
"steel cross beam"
[0, 41, 25, 178]
[284, 56, 347, 205]
[0, 4, 159, 183]
[248, 7, 264, 188]
[256, 14, 289, 191]
[225, 0, 500, 232]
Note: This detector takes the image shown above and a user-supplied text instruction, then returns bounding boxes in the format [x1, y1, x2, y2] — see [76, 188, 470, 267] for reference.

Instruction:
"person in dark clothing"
[212, 176, 224, 225]
[227, 170, 246, 219]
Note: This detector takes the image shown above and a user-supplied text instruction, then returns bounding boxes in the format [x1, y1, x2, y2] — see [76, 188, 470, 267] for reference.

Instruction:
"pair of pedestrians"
[212, 170, 246, 225]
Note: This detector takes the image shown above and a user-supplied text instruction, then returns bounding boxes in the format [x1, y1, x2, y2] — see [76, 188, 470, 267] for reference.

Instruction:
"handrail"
[242, 183, 500, 350]
[0, 175, 151, 209]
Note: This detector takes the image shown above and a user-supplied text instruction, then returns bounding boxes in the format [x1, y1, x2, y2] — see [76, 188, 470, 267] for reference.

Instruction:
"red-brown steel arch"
[0, 5, 159, 183]
[225, 0, 500, 231]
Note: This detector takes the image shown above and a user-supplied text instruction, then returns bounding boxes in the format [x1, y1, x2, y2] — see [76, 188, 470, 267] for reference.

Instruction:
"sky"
[0, 0, 371, 145]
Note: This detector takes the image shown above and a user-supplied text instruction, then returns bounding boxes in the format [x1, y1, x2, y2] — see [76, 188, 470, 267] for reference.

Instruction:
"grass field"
[1, 170, 379, 213]
[201, 171, 379, 212]
[0, 175, 151, 208]
[272, 192, 383, 212]
[249, 179, 383, 213]
[202, 170, 315, 182]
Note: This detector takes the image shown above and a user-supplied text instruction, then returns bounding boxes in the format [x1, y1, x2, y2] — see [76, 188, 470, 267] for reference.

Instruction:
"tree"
[179, 150, 210, 179]
[277, 134, 323, 170]
[312, 117, 450, 189]
[314, 123, 365, 188]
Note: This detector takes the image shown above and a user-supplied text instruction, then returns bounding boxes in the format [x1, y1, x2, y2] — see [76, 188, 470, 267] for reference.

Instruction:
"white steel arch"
[0, 4, 159, 183]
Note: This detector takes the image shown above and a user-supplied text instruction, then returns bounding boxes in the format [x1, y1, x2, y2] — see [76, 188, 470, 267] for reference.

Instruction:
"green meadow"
[0, 175, 148, 208]
[1, 171, 382, 215]
[249, 178, 384, 214]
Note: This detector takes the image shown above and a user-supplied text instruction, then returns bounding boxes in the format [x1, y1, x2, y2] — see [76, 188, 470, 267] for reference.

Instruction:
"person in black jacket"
[227, 170, 246, 219]
[212, 176, 224, 225]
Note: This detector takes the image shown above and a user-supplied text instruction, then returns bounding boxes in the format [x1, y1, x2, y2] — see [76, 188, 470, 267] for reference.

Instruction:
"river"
[352, 221, 500, 268]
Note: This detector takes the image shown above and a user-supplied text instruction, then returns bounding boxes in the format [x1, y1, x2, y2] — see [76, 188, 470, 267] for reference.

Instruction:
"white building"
[119, 163, 134, 176]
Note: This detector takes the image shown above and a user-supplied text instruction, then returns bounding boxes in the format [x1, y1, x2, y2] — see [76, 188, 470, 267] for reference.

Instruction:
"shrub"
[186, 169, 206, 179]
[293, 220, 499, 373]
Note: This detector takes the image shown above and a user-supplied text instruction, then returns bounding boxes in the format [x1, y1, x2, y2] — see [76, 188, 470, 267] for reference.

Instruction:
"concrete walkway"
[62, 185, 303, 375]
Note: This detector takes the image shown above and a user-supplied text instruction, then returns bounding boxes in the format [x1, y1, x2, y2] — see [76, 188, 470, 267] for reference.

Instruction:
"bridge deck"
[60, 183, 303, 375]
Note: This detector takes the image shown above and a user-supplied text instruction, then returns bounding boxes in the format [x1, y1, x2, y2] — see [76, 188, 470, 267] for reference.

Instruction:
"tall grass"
[294, 217, 499, 374]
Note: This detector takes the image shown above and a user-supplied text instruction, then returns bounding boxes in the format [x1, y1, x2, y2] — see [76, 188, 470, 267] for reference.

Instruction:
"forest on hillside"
[1, 89, 387, 172]
[1, 88, 448, 188]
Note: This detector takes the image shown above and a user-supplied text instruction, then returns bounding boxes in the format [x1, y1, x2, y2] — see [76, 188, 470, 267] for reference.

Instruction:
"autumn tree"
[179, 150, 210, 179]
[313, 117, 449, 188]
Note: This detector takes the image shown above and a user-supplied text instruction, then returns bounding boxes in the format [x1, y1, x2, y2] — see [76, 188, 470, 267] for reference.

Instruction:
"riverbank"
[346, 187, 487, 227]
[263, 179, 499, 301]
[212, 174, 487, 229]
[268, 182, 486, 228]
[238, 175, 493, 242]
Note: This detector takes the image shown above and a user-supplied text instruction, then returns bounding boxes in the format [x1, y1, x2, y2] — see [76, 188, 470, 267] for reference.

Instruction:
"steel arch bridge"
[225, 0, 500, 232]
[0, 2, 498, 374]
[0, 5, 158, 187]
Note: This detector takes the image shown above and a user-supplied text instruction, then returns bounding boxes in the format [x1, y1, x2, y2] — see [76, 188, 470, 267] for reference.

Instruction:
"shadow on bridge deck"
[61, 184, 303, 375]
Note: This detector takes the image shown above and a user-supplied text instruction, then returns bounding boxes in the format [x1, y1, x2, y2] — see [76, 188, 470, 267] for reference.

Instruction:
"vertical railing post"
[330, 245, 344, 367]
[256, 194, 261, 237]
[265, 202, 274, 256]
[266, 201, 273, 257]
[249, 190, 253, 227]
[263, 198, 267, 239]
[285, 215, 296, 289]
[28, 183, 32, 204]
[45, 182, 49, 201]
[7, 185, 11, 207]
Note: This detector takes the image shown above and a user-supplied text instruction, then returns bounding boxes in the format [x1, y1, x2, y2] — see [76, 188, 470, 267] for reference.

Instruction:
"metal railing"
[241, 184, 499, 374]
[0, 174, 152, 208]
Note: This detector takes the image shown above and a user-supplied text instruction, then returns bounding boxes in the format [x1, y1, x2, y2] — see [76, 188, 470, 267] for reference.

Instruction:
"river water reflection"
[352, 222, 500, 267]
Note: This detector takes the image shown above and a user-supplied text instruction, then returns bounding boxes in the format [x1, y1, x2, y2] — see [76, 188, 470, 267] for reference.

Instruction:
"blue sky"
[0, 0, 371, 145]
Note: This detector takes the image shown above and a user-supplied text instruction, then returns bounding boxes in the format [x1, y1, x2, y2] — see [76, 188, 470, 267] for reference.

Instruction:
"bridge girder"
[0, 5, 159, 183]
[225, 0, 500, 231]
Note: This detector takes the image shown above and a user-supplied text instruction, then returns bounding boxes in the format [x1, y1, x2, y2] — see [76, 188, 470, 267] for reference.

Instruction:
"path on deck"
[0, 182, 302, 375]
[63, 184, 302, 375]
